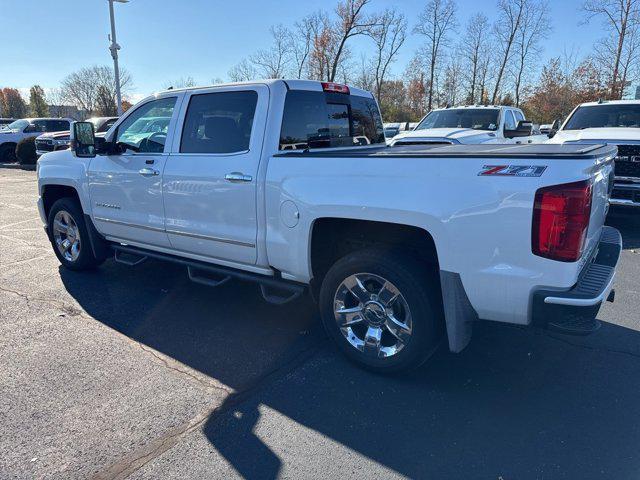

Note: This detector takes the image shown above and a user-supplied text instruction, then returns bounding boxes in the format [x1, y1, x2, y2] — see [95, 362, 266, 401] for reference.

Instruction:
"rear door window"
[279, 90, 384, 150]
[180, 91, 258, 154]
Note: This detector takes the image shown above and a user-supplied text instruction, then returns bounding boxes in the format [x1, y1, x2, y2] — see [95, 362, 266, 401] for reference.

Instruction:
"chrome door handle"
[139, 168, 159, 177]
[225, 172, 252, 183]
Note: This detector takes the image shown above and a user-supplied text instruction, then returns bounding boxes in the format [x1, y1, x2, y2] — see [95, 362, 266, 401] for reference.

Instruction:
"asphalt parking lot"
[1, 167, 639, 479]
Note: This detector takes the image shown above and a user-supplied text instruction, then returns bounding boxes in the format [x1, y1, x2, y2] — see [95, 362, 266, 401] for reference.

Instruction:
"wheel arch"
[309, 217, 440, 293]
[308, 217, 475, 354]
[41, 184, 83, 219]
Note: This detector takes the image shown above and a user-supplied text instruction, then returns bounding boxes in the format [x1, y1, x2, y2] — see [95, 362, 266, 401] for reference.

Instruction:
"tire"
[319, 248, 445, 373]
[47, 197, 105, 271]
[0, 143, 17, 163]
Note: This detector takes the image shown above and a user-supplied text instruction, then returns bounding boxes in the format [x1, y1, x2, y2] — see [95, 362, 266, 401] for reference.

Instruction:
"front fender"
[37, 151, 93, 215]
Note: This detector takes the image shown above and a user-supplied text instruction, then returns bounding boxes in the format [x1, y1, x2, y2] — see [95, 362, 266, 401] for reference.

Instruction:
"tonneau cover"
[276, 143, 618, 159]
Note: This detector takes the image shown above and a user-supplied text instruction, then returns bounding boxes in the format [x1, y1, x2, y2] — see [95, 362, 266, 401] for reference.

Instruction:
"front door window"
[115, 97, 177, 154]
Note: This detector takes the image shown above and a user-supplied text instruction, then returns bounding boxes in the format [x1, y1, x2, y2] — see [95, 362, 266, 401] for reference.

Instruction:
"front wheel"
[319, 249, 445, 373]
[47, 197, 105, 270]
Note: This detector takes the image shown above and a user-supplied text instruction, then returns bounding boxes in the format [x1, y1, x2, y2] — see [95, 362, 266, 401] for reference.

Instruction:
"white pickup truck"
[547, 100, 640, 208]
[37, 80, 621, 372]
[390, 105, 546, 146]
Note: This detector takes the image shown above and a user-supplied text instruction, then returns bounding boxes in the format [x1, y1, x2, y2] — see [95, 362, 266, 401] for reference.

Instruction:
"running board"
[259, 284, 304, 305]
[187, 266, 231, 288]
[110, 244, 305, 304]
[114, 249, 147, 266]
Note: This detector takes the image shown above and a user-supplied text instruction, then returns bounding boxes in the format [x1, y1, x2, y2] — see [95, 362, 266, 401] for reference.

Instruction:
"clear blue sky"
[0, 0, 605, 101]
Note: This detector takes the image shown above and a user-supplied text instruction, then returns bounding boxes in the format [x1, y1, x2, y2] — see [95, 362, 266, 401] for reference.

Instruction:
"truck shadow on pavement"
[607, 206, 640, 249]
[59, 210, 640, 479]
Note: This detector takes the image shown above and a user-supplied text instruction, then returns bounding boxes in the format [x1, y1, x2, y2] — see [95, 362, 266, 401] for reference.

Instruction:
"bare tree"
[368, 8, 407, 101]
[414, 0, 457, 111]
[491, 0, 526, 103]
[583, 0, 640, 98]
[163, 76, 197, 90]
[250, 25, 291, 78]
[291, 15, 315, 79]
[307, 11, 335, 80]
[95, 85, 117, 116]
[328, 0, 376, 82]
[512, 0, 552, 106]
[354, 54, 375, 92]
[460, 13, 490, 103]
[618, 23, 640, 95]
[404, 54, 428, 118]
[441, 53, 463, 105]
[228, 59, 258, 82]
[60, 65, 131, 115]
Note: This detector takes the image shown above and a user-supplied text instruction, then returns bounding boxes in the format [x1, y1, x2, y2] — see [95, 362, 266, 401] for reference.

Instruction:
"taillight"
[532, 180, 593, 262]
[321, 82, 350, 94]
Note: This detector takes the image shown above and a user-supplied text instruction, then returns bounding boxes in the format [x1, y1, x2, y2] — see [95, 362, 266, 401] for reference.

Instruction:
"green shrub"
[16, 137, 37, 165]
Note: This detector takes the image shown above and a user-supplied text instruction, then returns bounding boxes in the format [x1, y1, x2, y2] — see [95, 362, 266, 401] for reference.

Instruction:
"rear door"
[88, 94, 183, 247]
[163, 85, 267, 264]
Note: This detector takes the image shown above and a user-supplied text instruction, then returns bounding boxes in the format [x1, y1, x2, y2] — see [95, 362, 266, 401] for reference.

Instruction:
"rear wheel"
[47, 197, 105, 270]
[319, 248, 444, 373]
[0, 143, 17, 163]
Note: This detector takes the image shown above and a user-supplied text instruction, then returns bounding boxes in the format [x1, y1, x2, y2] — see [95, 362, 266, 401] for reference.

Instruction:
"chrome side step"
[110, 244, 306, 305]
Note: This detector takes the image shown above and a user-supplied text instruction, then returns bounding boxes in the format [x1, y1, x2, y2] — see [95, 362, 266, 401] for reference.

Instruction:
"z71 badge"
[478, 165, 547, 177]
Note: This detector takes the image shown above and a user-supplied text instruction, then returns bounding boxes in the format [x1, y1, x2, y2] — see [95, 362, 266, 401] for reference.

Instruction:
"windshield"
[564, 104, 640, 129]
[416, 109, 499, 131]
[3, 119, 29, 132]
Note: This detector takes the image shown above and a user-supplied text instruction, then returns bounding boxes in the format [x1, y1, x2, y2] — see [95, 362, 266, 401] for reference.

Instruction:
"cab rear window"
[279, 90, 384, 150]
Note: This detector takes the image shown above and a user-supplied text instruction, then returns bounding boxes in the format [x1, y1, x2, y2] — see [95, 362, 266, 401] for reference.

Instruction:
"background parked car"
[390, 105, 546, 146]
[383, 121, 418, 140]
[0, 118, 73, 162]
[35, 116, 118, 157]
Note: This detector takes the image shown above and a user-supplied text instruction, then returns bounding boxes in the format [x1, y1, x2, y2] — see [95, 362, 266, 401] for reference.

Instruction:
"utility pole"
[108, 0, 128, 115]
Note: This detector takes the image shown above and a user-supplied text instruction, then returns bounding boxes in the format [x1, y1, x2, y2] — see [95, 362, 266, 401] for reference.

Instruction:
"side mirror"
[505, 120, 533, 138]
[71, 122, 96, 158]
[548, 119, 562, 138]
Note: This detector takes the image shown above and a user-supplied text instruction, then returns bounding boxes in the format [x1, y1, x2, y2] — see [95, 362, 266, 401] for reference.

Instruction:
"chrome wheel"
[333, 273, 413, 358]
[53, 210, 81, 262]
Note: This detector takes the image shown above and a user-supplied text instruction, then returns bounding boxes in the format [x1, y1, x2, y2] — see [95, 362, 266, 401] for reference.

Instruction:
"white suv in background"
[390, 105, 545, 146]
[0, 118, 73, 162]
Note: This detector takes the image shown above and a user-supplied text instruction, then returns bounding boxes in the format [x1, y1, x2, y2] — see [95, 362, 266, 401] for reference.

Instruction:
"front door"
[88, 94, 182, 248]
[163, 85, 267, 265]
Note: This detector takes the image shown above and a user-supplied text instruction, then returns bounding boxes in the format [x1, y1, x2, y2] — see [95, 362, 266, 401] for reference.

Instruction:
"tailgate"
[582, 152, 616, 261]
